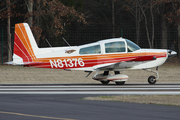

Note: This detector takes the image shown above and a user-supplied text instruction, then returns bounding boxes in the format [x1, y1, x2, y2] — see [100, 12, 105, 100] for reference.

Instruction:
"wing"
[94, 55, 156, 71]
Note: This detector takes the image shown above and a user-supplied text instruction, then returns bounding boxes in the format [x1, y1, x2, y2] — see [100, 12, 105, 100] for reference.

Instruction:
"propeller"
[167, 50, 177, 58]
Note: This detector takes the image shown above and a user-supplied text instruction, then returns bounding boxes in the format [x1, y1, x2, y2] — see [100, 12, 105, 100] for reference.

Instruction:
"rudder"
[13, 23, 39, 64]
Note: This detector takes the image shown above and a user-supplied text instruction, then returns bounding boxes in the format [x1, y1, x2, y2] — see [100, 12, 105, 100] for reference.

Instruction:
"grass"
[84, 95, 180, 107]
[0, 63, 179, 84]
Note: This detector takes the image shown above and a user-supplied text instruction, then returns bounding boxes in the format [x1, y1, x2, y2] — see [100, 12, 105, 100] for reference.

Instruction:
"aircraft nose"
[168, 50, 177, 58]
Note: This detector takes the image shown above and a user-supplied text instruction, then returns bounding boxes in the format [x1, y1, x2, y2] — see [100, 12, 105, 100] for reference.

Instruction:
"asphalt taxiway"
[0, 83, 180, 120]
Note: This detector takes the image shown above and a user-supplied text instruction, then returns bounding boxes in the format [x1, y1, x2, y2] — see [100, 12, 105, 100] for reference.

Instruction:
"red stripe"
[24, 54, 167, 69]
[14, 33, 33, 62]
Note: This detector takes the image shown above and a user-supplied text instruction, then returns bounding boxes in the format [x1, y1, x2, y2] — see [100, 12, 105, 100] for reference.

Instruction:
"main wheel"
[101, 81, 110, 85]
[115, 81, 125, 85]
[148, 76, 156, 84]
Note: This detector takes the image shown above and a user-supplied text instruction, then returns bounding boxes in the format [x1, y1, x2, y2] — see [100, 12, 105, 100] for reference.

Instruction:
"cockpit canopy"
[79, 45, 101, 54]
[126, 39, 140, 52]
[79, 38, 140, 55]
[105, 41, 126, 53]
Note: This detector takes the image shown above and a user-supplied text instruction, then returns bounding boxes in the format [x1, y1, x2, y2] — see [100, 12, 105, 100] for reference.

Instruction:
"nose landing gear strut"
[143, 68, 159, 84]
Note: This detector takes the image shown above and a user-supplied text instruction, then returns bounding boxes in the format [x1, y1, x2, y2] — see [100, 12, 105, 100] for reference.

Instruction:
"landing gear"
[114, 71, 126, 85]
[148, 76, 156, 84]
[101, 71, 110, 85]
[143, 69, 159, 84]
[103, 71, 109, 76]
[101, 81, 110, 85]
[92, 71, 111, 85]
[115, 81, 125, 85]
[114, 71, 120, 74]
[92, 70, 128, 85]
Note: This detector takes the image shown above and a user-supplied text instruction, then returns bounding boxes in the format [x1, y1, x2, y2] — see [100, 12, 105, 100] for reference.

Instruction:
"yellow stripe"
[0, 111, 77, 120]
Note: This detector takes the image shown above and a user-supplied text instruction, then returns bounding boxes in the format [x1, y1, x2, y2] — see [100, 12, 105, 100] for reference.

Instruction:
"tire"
[115, 81, 125, 85]
[148, 76, 156, 84]
[101, 81, 110, 85]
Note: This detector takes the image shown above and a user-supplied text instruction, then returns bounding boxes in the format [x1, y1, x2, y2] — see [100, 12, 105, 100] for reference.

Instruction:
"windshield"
[126, 39, 140, 52]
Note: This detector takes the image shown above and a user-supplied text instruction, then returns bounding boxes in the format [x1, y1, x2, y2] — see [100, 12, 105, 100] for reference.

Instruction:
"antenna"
[45, 39, 54, 51]
[62, 37, 71, 48]
[45, 39, 52, 48]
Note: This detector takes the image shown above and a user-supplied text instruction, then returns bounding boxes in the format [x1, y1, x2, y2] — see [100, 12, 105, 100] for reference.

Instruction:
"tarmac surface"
[0, 94, 180, 120]
[0, 83, 180, 95]
[0, 84, 180, 120]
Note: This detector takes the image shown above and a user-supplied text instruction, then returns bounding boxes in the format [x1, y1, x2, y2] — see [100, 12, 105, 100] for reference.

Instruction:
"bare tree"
[122, 0, 144, 45]
[158, 0, 180, 57]
[178, 25, 180, 58]
[171, 1, 180, 58]
[135, 3, 142, 45]
[25, 0, 33, 27]
[137, 0, 158, 48]
[156, 1, 168, 49]
[6, 0, 12, 62]
[0, 0, 20, 62]
[150, 0, 155, 48]
[112, 0, 115, 38]
[161, 16, 167, 49]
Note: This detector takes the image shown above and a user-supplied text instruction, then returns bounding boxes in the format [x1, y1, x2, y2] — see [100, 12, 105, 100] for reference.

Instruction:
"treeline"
[0, 0, 180, 62]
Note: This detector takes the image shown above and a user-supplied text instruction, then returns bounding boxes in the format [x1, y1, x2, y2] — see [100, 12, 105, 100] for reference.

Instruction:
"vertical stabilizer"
[13, 23, 39, 64]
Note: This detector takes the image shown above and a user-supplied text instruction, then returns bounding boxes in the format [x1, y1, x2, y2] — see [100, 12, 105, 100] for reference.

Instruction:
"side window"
[79, 45, 101, 54]
[105, 41, 125, 53]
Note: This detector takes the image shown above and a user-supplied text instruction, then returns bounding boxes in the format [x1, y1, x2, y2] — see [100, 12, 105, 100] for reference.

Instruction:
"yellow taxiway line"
[0, 111, 77, 120]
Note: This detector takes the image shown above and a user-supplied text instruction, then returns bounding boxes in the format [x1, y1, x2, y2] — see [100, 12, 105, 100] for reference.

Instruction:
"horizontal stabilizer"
[5, 61, 43, 66]
[23, 62, 44, 66]
[4, 61, 14, 65]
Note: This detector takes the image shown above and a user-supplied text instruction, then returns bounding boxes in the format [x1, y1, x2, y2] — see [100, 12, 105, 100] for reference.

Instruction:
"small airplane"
[8, 23, 177, 85]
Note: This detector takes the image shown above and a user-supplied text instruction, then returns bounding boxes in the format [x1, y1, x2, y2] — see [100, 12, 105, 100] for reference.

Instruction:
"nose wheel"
[143, 69, 159, 84]
[148, 76, 156, 84]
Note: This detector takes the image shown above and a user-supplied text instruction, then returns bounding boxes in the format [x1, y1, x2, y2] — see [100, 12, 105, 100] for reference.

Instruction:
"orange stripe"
[33, 52, 166, 63]
[15, 23, 36, 61]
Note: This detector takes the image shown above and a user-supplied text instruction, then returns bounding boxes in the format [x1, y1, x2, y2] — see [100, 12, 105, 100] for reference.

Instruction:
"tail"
[13, 23, 39, 65]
